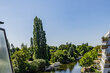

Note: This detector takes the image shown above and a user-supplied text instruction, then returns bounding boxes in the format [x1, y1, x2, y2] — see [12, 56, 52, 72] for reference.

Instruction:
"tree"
[76, 43, 93, 56]
[30, 37, 33, 48]
[11, 43, 14, 49]
[49, 46, 58, 50]
[21, 43, 26, 49]
[10, 44, 20, 55]
[46, 45, 50, 60]
[79, 52, 93, 67]
[50, 49, 55, 63]
[29, 37, 34, 60]
[54, 50, 64, 63]
[59, 44, 68, 50]
[33, 16, 47, 59]
[51, 50, 71, 63]
[21, 44, 30, 60]
[11, 50, 29, 73]
[79, 46, 98, 68]
[69, 47, 74, 57]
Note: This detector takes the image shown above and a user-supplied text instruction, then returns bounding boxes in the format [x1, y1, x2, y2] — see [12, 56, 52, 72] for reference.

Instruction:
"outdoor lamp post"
[0, 21, 14, 73]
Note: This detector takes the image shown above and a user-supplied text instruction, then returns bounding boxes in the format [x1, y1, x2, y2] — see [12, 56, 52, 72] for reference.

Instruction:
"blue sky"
[0, 0, 110, 47]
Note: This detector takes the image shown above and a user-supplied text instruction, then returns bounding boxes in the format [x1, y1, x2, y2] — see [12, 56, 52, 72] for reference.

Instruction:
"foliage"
[49, 46, 58, 51]
[28, 47, 34, 60]
[102, 36, 109, 42]
[69, 57, 75, 62]
[10, 47, 20, 56]
[90, 65, 101, 73]
[58, 43, 77, 58]
[94, 45, 101, 52]
[28, 59, 46, 73]
[10, 16, 96, 73]
[28, 37, 34, 60]
[10, 44, 20, 56]
[79, 52, 93, 67]
[69, 47, 74, 57]
[11, 48, 46, 73]
[30, 37, 33, 47]
[50, 49, 75, 64]
[54, 50, 68, 63]
[76, 43, 93, 56]
[49, 43, 93, 64]
[33, 16, 47, 59]
[50, 49, 56, 63]
[79, 46, 98, 67]
[11, 50, 30, 73]
[58, 43, 76, 51]
[21, 44, 31, 60]
[59, 44, 68, 50]
[46, 45, 51, 60]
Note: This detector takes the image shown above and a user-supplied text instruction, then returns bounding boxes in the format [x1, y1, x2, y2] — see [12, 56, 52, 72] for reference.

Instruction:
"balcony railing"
[102, 36, 109, 42]
[105, 52, 110, 56]
[106, 53, 110, 56]
[105, 60, 110, 64]
[104, 65, 110, 68]
[101, 45, 108, 49]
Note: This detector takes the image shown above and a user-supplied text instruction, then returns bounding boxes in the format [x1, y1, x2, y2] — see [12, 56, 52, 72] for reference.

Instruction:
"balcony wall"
[107, 40, 110, 45]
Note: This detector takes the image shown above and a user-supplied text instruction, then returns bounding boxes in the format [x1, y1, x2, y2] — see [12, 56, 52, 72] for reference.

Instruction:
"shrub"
[11, 50, 30, 73]
[29, 59, 46, 72]
[102, 36, 109, 42]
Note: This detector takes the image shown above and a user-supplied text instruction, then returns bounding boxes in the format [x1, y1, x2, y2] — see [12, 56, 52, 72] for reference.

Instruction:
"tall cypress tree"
[33, 16, 47, 59]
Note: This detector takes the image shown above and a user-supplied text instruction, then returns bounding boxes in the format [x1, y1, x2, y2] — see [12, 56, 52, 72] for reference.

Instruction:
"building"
[100, 31, 110, 73]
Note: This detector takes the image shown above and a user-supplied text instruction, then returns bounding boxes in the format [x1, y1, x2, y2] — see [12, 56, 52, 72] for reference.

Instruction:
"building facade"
[100, 31, 110, 73]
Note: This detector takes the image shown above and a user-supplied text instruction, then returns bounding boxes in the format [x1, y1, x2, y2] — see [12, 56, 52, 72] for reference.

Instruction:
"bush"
[11, 50, 30, 73]
[90, 66, 95, 72]
[54, 50, 69, 63]
[29, 59, 46, 72]
[11, 50, 46, 73]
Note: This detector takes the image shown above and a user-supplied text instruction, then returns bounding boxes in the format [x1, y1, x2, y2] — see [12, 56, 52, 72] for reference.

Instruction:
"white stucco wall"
[107, 46, 110, 54]
[103, 68, 110, 73]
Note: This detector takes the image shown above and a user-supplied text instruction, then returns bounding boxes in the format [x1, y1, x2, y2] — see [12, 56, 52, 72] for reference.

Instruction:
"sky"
[0, 0, 110, 47]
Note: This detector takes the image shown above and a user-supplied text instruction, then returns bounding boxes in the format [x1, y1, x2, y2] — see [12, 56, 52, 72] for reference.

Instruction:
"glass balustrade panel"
[0, 30, 12, 73]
